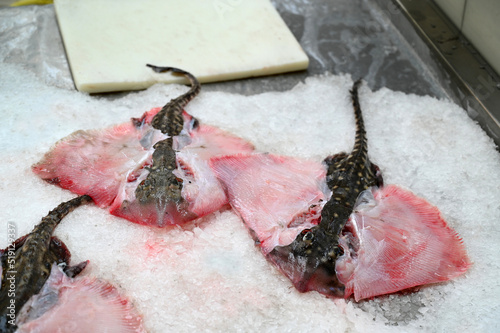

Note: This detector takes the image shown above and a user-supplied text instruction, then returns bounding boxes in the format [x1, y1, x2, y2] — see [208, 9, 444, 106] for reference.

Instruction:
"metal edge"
[372, 0, 500, 148]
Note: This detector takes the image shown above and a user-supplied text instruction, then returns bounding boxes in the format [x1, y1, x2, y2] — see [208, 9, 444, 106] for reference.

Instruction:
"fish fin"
[323, 152, 348, 169]
[210, 153, 327, 254]
[16, 265, 146, 333]
[32, 121, 156, 207]
[337, 184, 471, 301]
[63, 260, 89, 278]
[370, 161, 383, 187]
[47, 236, 71, 265]
[47, 236, 89, 278]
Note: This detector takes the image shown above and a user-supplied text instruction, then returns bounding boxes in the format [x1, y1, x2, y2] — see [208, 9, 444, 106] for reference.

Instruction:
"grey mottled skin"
[0, 195, 92, 332]
[268, 80, 383, 296]
[147, 64, 201, 136]
[135, 138, 183, 205]
[135, 65, 201, 221]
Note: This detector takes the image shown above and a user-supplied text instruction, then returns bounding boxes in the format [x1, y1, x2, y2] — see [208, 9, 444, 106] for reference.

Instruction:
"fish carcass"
[0, 196, 146, 332]
[33, 66, 254, 227]
[210, 80, 470, 300]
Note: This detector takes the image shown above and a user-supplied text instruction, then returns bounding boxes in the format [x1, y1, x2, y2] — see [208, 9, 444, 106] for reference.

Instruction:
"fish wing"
[337, 184, 471, 301]
[16, 265, 146, 333]
[33, 108, 254, 227]
[32, 120, 149, 208]
[210, 153, 470, 299]
[211, 153, 329, 254]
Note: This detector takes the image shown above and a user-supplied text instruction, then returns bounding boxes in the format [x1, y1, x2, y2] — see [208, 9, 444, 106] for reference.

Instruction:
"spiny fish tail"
[147, 64, 201, 135]
[146, 64, 201, 101]
[349, 79, 368, 156]
[48, 195, 92, 220]
[146, 64, 189, 75]
[36, 195, 93, 233]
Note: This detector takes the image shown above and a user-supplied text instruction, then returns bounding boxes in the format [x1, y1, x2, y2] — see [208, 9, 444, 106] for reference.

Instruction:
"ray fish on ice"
[210, 80, 470, 300]
[33, 66, 254, 227]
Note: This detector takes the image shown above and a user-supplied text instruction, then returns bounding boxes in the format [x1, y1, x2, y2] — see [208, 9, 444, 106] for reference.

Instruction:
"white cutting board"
[54, 0, 309, 93]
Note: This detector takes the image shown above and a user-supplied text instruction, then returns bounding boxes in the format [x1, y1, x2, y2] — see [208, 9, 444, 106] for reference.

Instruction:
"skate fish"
[210, 80, 470, 300]
[33, 66, 254, 227]
[1, 196, 90, 332]
[0, 196, 146, 332]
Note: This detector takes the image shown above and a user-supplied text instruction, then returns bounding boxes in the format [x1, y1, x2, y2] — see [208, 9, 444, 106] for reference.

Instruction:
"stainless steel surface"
[391, 0, 500, 147]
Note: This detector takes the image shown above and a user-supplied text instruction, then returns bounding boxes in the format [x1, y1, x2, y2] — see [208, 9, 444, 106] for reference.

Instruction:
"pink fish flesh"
[33, 107, 254, 227]
[210, 153, 329, 254]
[210, 153, 470, 300]
[337, 184, 470, 301]
[16, 265, 146, 333]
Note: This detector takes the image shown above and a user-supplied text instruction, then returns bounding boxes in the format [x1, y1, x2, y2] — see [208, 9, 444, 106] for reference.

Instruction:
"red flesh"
[211, 153, 328, 254]
[337, 185, 471, 301]
[16, 265, 146, 333]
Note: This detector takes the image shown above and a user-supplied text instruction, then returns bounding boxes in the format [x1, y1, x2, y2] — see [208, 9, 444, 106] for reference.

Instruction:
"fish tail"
[33, 195, 93, 240]
[147, 64, 201, 136]
[146, 64, 201, 112]
[349, 79, 368, 158]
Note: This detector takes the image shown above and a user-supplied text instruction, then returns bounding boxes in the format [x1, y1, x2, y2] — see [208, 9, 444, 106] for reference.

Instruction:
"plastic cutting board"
[54, 0, 309, 93]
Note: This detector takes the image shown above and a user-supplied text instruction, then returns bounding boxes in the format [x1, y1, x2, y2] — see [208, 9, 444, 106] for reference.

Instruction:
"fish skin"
[147, 65, 201, 136]
[134, 137, 186, 227]
[267, 79, 383, 296]
[0, 195, 92, 333]
[135, 65, 201, 224]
